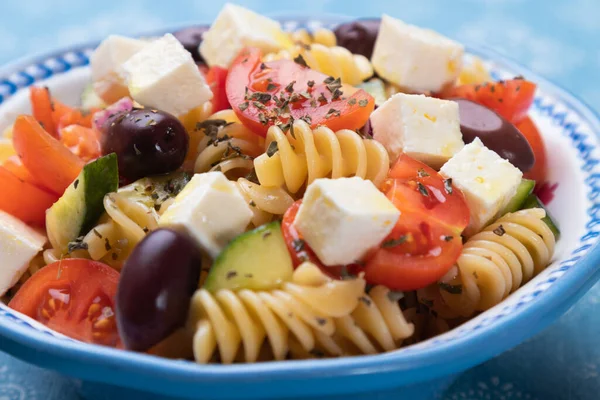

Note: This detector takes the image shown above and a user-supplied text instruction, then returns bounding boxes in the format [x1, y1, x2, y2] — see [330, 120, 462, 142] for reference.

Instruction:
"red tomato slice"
[206, 66, 230, 113]
[9, 259, 121, 347]
[518, 117, 547, 183]
[386, 154, 470, 234]
[281, 200, 345, 279]
[0, 166, 58, 226]
[360, 184, 465, 291]
[356, 155, 469, 291]
[447, 78, 536, 124]
[226, 47, 374, 137]
[60, 125, 102, 162]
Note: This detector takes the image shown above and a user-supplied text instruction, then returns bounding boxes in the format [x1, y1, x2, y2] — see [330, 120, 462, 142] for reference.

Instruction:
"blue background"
[0, 0, 599, 399]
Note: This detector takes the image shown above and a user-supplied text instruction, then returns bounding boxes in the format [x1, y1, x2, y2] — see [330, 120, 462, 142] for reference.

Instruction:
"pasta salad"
[0, 3, 559, 363]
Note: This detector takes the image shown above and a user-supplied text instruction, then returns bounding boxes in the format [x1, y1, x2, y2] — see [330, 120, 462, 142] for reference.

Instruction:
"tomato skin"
[357, 155, 469, 291]
[362, 235, 463, 291]
[206, 66, 230, 113]
[9, 259, 121, 347]
[226, 47, 374, 137]
[281, 201, 345, 279]
[447, 79, 536, 124]
[387, 155, 470, 234]
[518, 117, 548, 183]
[60, 124, 102, 162]
[12, 115, 84, 195]
[0, 166, 58, 226]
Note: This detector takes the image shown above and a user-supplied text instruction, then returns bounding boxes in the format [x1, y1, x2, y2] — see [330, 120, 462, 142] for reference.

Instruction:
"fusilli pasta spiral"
[189, 262, 366, 363]
[189, 263, 414, 363]
[191, 110, 292, 226]
[193, 110, 264, 176]
[255, 120, 390, 195]
[43, 175, 188, 269]
[288, 27, 337, 47]
[421, 208, 556, 318]
[326, 285, 415, 356]
[263, 44, 373, 86]
[234, 177, 294, 228]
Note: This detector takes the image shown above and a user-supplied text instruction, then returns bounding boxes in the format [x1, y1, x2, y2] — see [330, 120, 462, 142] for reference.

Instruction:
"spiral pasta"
[189, 263, 415, 363]
[234, 177, 294, 228]
[255, 120, 390, 195]
[288, 27, 337, 47]
[190, 110, 291, 226]
[193, 110, 265, 176]
[422, 209, 556, 318]
[189, 262, 366, 363]
[43, 175, 188, 269]
[327, 285, 415, 356]
[263, 44, 373, 86]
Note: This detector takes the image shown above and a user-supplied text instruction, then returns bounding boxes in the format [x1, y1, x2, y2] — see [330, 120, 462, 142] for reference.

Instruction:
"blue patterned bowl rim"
[0, 15, 600, 394]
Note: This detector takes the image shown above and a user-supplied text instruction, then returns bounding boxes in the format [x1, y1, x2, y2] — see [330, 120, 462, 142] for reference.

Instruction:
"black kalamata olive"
[116, 228, 202, 351]
[453, 98, 535, 172]
[102, 108, 189, 182]
[334, 19, 381, 59]
[173, 26, 209, 62]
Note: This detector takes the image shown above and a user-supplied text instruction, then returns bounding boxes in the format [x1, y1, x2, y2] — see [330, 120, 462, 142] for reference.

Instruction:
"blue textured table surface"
[0, 1, 599, 399]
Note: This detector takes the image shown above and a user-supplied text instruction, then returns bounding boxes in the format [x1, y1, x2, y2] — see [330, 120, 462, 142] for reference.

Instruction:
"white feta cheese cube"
[159, 172, 253, 257]
[122, 33, 213, 116]
[371, 15, 464, 93]
[440, 138, 523, 236]
[90, 35, 147, 104]
[294, 177, 400, 266]
[371, 93, 464, 168]
[200, 3, 293, 68]
[0, 210, 46, 296]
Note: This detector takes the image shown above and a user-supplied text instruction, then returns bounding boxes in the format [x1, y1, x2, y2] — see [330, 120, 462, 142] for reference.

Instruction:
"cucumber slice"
[358, 79, 388, 106]
[502, 179, 536, 214]
[203, 221, 293, 292]
[521, 194, 561, 239]
[46, 153, 118, 252]
[81, 83, 106, 110]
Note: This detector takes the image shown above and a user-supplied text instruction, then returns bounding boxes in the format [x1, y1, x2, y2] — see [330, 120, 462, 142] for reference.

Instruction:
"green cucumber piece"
[521, 194, 561, 239]
[203, 221, 293, 292]
[46, 153, 118, 252]
[358, 79, 388, 106]
[81, 83, 106, 110]
[502, 179, 536, 214]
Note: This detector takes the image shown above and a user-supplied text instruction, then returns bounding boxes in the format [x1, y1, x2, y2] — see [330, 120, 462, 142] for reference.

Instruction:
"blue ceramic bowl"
[1, 16, 600, 400]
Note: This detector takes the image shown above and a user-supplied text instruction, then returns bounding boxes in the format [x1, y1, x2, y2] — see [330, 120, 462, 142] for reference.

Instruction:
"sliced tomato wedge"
[226, 47, 374, 137]
[9, 259, 121, 347]
[206, 66, 230, 113]
[0, 166, 58, 226]
[281, 200, 345, 279]
[356, 155, 469, 291]
[12, 115, 84, 195]
[60, 124, 102, 162]
[386, 154, 470, 234]
[518, 116, 547, 183]
[446, 78, 536, 124]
